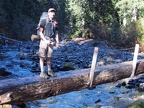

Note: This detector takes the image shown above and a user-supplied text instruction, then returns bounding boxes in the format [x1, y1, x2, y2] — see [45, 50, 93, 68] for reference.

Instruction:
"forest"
[0, 0, 144, 48]
[1, 0, 144, 107]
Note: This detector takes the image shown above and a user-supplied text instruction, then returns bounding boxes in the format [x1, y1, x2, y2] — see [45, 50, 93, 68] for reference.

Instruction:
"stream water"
[25, 83, 141, 108]
[0, 39, 144, 108]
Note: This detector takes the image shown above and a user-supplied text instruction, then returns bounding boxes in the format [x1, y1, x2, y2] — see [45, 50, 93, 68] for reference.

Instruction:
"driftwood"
[0, 59, 144, 105]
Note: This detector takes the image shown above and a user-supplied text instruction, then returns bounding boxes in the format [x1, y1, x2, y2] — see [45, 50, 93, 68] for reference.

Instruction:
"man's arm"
[55, 30, 59, 47]
[39, 27, 51, 45]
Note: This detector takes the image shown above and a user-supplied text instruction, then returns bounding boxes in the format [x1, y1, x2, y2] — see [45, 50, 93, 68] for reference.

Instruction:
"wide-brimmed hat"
[48, 8, 56, 12]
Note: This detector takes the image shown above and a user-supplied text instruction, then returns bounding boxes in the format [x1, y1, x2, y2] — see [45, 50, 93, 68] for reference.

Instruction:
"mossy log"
[0, 59, 144, 105]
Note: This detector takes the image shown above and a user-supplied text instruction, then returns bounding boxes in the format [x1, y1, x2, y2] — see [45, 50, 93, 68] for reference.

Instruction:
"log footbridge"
[0, 59, 144, 106]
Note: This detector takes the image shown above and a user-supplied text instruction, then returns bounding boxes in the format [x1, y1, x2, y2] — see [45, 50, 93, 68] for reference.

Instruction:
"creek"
[1, 38, 144, 108]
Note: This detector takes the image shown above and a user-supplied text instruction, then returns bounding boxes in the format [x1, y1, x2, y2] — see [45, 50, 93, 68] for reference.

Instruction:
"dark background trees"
[0, 0, 144, 48]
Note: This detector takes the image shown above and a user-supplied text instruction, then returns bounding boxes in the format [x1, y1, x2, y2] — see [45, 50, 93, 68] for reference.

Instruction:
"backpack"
[31, 12, 56, 42]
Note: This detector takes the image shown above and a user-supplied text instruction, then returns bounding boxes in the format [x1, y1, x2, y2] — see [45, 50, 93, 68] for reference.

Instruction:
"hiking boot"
[48, 70, 56, 77]
[40, 72, 49, 79]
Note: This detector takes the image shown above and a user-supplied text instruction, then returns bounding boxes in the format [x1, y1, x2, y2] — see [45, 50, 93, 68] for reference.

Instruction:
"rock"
[18, 53, 26, 60]
[126, 85, 133, 89]
[109, 91, 115, 94]
[128, 78, 135, 85]
[95, 99, 101, 103]
[0, 54, 5, 60]
[32, 56, 39, 61]
[115, 83, 121, 88]
[138, 83, 144, 92]
[139, 75, 144, 79]
[121, 81, 126, 86]
[138, 78, 144, 83]
[0, 68, 12, 76]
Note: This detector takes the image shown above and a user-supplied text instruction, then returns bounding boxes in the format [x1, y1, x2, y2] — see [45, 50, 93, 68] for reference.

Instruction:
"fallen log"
[0, 59, 144, 105]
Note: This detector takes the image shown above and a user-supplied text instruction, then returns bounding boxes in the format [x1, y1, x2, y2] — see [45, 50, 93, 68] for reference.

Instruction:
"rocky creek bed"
[1, 38, 144, 108]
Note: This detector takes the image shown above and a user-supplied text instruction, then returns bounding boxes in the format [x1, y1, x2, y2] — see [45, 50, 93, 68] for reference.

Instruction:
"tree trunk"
[0, 59, 144, 105]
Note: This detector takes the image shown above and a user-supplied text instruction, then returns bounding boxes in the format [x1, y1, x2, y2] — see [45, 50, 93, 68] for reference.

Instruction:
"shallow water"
[0, 41, 143, 108]
[25, 82, 137, 108]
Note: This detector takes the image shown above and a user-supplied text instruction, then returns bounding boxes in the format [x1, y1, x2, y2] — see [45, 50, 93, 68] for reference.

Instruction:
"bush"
[135, 18, 144, 42]
[128, 99, 144, 108]
[135, 18, 144, 51]
[62, 62, 75, 71]
[117, 22, 137, 48]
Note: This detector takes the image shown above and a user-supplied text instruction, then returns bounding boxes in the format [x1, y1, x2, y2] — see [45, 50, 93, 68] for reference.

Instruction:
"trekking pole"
[55, 47, 58, 54]
[53, 45, 58, 54]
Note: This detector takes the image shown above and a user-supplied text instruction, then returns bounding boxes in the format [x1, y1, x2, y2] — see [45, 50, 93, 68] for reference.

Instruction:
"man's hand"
[56, 43, 60, 48]
[45, 40, 51, 45]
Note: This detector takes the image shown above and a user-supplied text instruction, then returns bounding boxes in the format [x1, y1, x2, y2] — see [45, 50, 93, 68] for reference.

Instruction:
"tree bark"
[0, 59, 144, 105]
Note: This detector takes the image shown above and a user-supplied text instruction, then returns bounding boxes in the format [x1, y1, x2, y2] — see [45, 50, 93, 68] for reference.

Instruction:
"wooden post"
[130, 44, 139, 78]
[89, 47, 98, 87]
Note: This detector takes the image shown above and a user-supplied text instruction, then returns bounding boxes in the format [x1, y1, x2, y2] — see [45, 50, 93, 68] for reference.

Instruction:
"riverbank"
[1, 38, 144, 108]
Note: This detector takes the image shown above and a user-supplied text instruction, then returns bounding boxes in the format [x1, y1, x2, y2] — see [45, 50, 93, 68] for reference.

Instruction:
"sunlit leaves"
[115, 0, 144, 19]
[65, 0, 121, 38]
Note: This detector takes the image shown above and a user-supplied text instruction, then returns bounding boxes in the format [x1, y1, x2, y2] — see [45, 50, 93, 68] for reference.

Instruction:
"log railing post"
[130, 44, 139, 78]
[88, 47, 99, 87]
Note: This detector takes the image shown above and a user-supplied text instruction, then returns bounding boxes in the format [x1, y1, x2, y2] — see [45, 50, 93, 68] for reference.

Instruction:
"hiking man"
[39, 8, 59, 78]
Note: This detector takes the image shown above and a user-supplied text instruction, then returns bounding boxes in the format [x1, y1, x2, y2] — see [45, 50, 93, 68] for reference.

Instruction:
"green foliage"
[117, 22, 137, 47]
[128, 99, 144, 108]
[135, 18, 144, 43]
[115, 0, 144, 25]
[63, 62, 75, 71]
[66, 0, 119, 39]
[139, 8, 144, 18]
